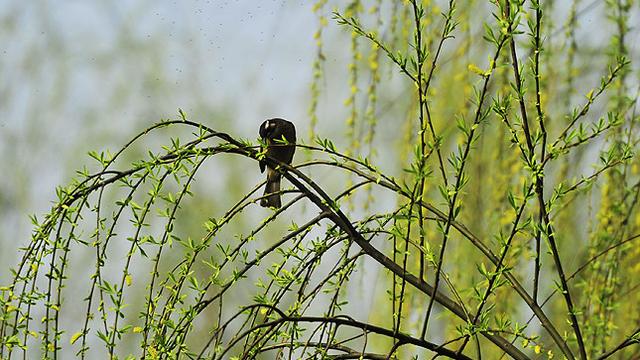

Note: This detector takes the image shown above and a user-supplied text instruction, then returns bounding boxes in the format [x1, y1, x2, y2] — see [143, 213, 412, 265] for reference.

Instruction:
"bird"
[259, 118, 296, 208]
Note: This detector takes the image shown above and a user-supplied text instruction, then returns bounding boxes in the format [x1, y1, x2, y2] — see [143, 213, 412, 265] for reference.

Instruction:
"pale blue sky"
[0, 1, 324, 275]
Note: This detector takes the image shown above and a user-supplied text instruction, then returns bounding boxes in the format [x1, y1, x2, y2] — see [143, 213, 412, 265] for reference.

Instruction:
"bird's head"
[259, 119, 278, 139]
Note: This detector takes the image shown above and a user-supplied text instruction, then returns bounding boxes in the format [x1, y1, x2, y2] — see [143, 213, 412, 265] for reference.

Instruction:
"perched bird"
[259, 118, 296, 208]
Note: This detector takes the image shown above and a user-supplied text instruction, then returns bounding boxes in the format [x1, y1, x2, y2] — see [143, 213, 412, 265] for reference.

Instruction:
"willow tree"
[2, 0, 639, 359]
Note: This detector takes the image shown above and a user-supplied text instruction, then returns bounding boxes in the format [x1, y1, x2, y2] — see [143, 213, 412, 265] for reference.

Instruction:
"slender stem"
[421, 5, 508, 341]
[505, 1, 587, 358]
[532, 0, 546, 304]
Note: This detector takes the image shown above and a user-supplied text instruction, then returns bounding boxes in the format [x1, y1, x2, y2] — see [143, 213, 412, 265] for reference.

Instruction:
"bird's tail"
[260, 169, 282, 208]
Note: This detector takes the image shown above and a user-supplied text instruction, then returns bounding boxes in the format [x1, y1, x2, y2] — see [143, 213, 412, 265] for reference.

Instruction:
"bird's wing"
[259, 139, 268, 173]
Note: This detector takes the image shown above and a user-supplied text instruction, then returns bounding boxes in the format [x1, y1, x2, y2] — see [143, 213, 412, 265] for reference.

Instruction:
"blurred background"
[0, 0, 416, 278]
[0, 1, 321, 277]
[1, 0, 627, 275]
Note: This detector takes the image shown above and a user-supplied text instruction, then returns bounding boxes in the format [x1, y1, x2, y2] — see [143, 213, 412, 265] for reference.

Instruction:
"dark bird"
[259, 118, 296, 208]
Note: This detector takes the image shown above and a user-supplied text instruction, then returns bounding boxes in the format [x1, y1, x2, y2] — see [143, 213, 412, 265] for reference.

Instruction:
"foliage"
[2, 0, 640, 359]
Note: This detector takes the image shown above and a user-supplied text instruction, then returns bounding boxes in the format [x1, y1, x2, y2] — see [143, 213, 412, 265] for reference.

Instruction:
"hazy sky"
[1, 0, 637, 277]
[0, 0, 324, 275]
